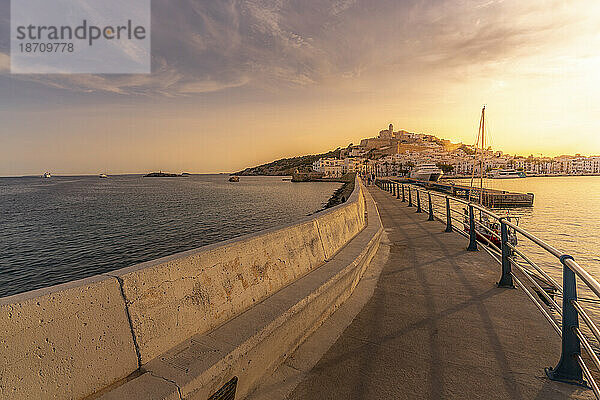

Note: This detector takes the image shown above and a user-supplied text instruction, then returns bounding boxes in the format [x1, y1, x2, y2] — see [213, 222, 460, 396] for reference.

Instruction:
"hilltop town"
[236, 124, 600, 179]
[311, 124, 600, 179]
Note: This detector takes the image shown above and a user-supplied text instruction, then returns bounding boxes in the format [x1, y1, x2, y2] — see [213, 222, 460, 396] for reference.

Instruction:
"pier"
[269, 185, 592, 400]
[2, 177, 600, 400]
[400, 178, 535, 208]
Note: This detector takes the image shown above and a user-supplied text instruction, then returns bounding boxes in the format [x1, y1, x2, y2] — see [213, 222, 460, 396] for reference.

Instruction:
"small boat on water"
[409, 163, 443, 181]
[99, 173, 109, 178]
[228, 176, 240, 182]
[490, 168, 526, 179]
[42, 172, 51, 178]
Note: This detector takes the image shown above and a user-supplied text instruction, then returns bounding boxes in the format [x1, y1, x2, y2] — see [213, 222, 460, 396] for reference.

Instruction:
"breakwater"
[1, 177, 383, 400]
[291, 185, 592, 400]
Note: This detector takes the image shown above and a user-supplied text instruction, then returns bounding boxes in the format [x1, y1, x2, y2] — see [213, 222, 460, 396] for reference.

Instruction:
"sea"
[0, 175, 341, 297]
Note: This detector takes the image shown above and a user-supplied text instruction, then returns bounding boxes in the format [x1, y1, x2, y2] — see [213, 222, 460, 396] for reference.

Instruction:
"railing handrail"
[501, 218, 563, 258]
[393, 179, 600, 294]
[376, 178, 600, 395]
[565, 258, 600, 300]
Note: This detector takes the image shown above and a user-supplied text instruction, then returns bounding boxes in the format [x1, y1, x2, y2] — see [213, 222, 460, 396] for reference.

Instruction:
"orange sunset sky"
[1, 0, 600, 175]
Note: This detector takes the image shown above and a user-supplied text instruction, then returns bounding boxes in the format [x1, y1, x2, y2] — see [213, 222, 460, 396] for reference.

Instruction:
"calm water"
[0, 175, 341, 297]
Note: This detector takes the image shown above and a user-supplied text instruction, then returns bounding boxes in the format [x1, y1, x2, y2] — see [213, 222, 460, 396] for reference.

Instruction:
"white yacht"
[99, 173, 109, 178]
[409, 163, 443, 182]
[489, 169, 526, 179]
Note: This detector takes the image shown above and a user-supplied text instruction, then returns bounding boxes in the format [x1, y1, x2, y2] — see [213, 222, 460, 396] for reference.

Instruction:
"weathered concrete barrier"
[0, 275, 138, 400]
[112, 180, 365, 366]
[101, 188, 381, 400]
[0, 177, 374, 400]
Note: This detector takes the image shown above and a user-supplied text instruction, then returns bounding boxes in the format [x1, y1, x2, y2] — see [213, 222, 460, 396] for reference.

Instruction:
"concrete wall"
[0, 178, 367, 400]
[0, 275, 138, 400]
[113, 180, 365, 364]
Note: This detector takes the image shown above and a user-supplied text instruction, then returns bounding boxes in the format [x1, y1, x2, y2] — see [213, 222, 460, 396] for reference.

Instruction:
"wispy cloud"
[330, 0, 357, 15]
[1, 0, 597, 97]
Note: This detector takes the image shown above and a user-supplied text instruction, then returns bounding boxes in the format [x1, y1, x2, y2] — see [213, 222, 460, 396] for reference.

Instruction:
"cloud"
[1, 0, 597, 97]
[330, 0, 357, 15]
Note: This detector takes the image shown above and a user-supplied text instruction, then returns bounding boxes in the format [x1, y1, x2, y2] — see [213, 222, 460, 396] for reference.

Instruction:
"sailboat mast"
[479, 106, 485, 203]
[468, 106, 485, 203]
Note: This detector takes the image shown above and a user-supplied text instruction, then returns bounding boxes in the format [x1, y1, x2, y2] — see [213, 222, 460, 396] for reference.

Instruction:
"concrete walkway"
[286, 186, 593, 400]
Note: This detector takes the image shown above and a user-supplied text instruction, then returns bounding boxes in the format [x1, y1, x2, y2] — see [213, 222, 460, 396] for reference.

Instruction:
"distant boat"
[489, 169, 526, 179]
[42, 172, 51, 178]
[99, 173, 109, 178]
[228, 176, 240, 182]
[409, 164, 443, 181]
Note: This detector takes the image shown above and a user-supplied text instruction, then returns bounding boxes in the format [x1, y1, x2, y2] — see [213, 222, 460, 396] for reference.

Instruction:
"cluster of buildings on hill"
[311, 124, 600, 178]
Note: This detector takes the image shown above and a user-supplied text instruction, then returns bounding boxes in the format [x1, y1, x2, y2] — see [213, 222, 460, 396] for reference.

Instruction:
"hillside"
[233, 148, 341, 176]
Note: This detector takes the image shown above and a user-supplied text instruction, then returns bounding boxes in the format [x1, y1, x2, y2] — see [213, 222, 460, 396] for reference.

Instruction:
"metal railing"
[376, 179, 600, 396]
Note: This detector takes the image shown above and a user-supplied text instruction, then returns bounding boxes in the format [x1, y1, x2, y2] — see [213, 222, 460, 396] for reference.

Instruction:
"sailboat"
[463, 106, 518, 248]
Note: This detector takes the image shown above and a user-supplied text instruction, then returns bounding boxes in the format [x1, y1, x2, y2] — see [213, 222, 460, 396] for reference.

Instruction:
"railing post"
[546, 255, 585, 386]
[497, 219, 514, 288]
[445, 197, 452, 232]
[428, 193, 434, 221]
[467, 204, 478, 251]
[392, 182, 396, 196]
[408, 187, 413, 207]
[416, 190, 422, 213]
[401, 184, 406, 202]
[396, 183, 400, 199]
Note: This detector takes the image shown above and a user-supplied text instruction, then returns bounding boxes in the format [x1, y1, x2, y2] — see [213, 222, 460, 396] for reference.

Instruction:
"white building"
[312, 158, 344, 178]
[343, 157, 363, 174]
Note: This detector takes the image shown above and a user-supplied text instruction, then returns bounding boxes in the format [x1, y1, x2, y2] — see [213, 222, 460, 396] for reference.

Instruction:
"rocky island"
[144, 171, 184, 177]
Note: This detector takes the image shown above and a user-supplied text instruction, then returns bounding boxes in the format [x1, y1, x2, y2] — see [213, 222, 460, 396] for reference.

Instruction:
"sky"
[1, 0, 600, 176]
